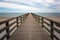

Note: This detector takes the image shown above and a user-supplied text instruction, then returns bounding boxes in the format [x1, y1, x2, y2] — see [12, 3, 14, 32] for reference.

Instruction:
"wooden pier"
[0, 13, 60, 40]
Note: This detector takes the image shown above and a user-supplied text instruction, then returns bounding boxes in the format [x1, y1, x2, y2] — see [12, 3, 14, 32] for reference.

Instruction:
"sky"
[0, 0, 60, 13]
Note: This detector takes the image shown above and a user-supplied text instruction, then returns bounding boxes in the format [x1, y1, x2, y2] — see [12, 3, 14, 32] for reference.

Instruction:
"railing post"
[22, 16, 23, 23]
[6, 22, 9, 39]
[16, 18, 19, 28]
[36, 16, 38, 20]
[38, 16, 40, 23]
[50, 21, 54, 40]
[23, 15, 24, 21]
[42, 17, 43, 27]
[21, 16, 23, 23]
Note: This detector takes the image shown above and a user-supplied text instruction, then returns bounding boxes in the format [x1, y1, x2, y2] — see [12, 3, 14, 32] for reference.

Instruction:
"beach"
[0, 17, 10, 22]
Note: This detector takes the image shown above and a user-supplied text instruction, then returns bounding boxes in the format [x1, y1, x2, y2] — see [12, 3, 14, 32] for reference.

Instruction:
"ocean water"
[0, 13, 60, 17]
[0, 13, 25, 17]
[35, 13, 60, 17]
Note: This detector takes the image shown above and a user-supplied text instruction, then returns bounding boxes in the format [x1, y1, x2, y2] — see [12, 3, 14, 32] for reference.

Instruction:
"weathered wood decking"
[8, 14, 51, 40]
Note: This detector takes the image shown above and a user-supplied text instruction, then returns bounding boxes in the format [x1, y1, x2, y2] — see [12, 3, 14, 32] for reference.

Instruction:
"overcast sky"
[0, 0, 60, 13]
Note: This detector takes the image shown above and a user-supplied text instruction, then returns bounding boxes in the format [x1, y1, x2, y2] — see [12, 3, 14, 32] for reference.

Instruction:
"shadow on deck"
[0, 13, 60, 40]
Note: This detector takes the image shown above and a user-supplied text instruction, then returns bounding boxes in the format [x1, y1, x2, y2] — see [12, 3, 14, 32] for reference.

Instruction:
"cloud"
[5, 0, 29, 2]
[0, 2, 44, 13]
[4, 0, 55, 7]
[45, 0, 55, 3]
[0, 0, 60, 13]
[0, 2, 58, 13]
[4, 0, 35, 7]
[30, 0, 55, 6]
[0, 2, 40, 11]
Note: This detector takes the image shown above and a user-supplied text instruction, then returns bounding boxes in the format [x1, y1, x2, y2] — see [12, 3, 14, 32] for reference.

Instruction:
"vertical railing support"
[42, 17, 43, 27]
[6, 22, 9, 39]
[16, 18, 19, 28]
[21, 16, 23, 23]
[37, 16, 38, 21]
[38, 16, 40, 23]
[22, 16, 23, 22]
[23, 16, 24, 21]
[50, 21, 54, 40]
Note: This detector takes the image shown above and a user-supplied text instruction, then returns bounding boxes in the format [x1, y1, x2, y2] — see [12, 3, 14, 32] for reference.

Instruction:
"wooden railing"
[0, 13, 29, 40]
[32, 13, 60, 40]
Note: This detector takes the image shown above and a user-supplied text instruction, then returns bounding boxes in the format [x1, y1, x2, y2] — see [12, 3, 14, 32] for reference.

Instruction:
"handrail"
[32, 13, 60, 40]
[0, 13, 29, 40]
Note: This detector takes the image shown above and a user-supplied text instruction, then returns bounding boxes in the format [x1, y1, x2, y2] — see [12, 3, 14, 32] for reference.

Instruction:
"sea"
[0, 13, 60, 17]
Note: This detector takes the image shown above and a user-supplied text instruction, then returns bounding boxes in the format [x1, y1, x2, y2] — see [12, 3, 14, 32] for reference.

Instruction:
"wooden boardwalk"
[8, 14, 51, 40]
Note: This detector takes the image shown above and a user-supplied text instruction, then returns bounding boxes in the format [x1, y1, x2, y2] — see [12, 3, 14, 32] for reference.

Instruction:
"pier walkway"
[0, 13, 60, 40]
[8, 14, 51, 40]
